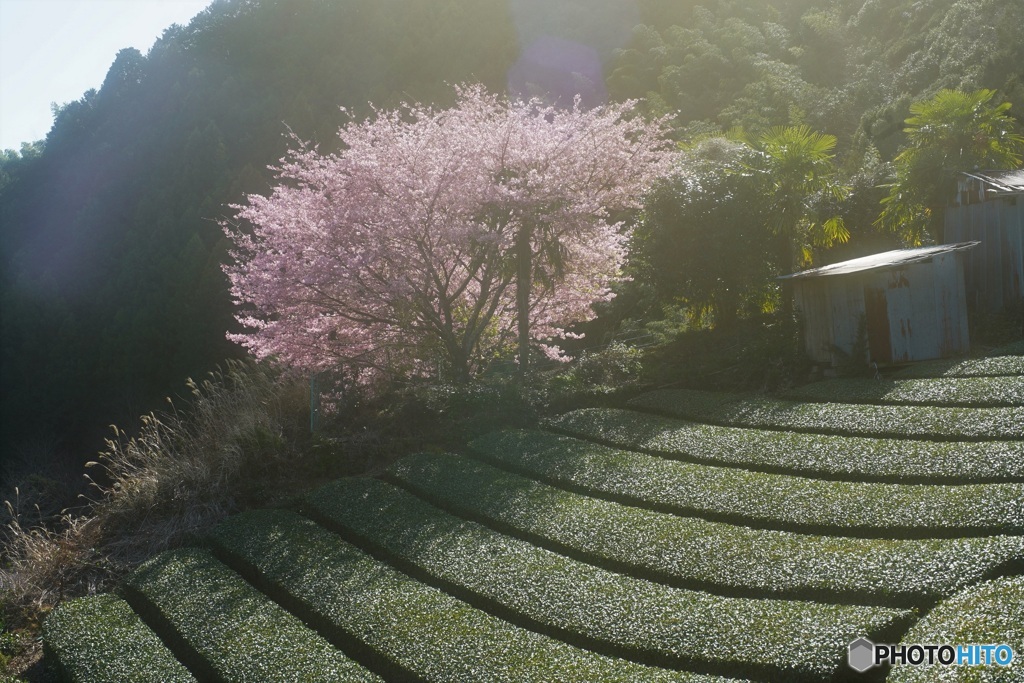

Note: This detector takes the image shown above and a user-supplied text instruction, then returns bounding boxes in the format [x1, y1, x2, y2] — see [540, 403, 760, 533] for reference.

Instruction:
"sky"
[0, 0, 213, 151]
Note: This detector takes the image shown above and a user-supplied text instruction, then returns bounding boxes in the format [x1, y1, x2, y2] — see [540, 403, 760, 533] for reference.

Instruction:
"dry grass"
[1, 504, 108, 631]
[87, 361, 307, 563]
[1, 360, 483, 681]
[1, 360, 309, 637]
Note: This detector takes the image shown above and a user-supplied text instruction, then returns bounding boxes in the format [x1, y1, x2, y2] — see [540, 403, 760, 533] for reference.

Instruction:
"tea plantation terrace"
[45, 353, 1024, 682]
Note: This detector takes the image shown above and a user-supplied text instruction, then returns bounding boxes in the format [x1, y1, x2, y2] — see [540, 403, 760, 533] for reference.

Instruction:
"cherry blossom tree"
[223, 86, 676, 382]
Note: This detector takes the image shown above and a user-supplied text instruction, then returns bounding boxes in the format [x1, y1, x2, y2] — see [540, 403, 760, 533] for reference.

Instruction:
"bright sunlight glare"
[0, 0, 212, 151]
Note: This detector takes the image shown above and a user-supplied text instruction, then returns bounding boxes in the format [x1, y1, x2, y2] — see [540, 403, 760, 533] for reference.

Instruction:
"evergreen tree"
[877, 89, 1024, 244]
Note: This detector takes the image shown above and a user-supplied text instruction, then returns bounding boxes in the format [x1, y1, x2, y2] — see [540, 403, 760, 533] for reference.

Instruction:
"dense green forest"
[1, 0, 1022, 493]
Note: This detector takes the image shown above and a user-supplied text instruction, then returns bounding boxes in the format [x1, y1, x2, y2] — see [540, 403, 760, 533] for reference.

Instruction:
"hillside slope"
[45, 357, 1024, 682]
[4, 0, 1023, 481]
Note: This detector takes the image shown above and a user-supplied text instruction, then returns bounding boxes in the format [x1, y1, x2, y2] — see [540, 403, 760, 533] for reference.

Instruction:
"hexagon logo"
[848, 637, 876, 673]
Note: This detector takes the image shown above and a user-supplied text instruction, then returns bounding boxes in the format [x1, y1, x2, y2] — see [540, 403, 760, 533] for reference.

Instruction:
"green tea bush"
[43, 594, 194, 683]
[336, 379, 539, 455]
[386, 453, 1024, 608]
[640, 314, 810, 392]
[469, 430, 1024, 535]
[628, 389, 1024, 440]
[2, 361, 311, 637]
[303, 477, 909, 681]
[93, 362, 311, 563]
[969, 306, 1024, 351]
[893, 354, 1024, 379]
[547, 408, 1024, 482]
[123, 547, 376, 682]
[781, 376, 1024, 407]
[548, 343, 645, 397]
[0, 619, 17, 668]
[887, 575, 1024, 682]
[208, 509, 726, 683]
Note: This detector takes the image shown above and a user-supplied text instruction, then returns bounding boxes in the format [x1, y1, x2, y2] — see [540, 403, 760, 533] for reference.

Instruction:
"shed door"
[863, 285, 892, 363]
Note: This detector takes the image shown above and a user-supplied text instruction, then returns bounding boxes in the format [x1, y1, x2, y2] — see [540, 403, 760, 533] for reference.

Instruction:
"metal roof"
[778, 242, 979, 281]
[961, 169, 1024, 195]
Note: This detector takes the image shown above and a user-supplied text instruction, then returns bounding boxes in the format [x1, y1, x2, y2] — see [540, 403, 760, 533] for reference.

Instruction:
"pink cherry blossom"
[223, 85, 676, 381]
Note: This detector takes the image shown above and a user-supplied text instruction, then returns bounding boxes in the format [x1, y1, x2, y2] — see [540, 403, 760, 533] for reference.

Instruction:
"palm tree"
[752, 125, 849, 272]
[877, 89, 1024, 244]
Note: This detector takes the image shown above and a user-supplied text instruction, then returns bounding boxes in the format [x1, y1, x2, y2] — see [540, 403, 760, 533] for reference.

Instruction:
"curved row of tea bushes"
[469, 430, 1024, 536]
[208, 509, 733, 683]
[385, 453, 1024, 608]
[894, 354, 1024, 379]
[780, 376, 1024, 407]
[122, 547, 378, 682]
[887, 575, 1024, 683]
[301, 477, 910, 682]
[547, 408, 1024, 483]
[43, 594, 196, 683]
[628, 389, 1024, 441]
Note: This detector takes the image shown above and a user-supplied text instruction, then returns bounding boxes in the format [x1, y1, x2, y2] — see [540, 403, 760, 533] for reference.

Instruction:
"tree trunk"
[516, 223, 532, 382]
[778, 230, 795, 320]
[442, 335, 472, 384]
[451, 353, 472, 384]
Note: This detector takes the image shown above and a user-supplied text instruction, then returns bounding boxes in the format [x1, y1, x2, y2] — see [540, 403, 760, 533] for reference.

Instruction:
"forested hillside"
[1, 0, 1021, 489]
[611, 0, 1024, 156]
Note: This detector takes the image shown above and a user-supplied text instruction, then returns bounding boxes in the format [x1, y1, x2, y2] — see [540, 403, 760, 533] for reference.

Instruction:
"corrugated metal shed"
[944, 170, 1024, 311]
[781, 242, 978, 365]
[953, 170, 1024, 202]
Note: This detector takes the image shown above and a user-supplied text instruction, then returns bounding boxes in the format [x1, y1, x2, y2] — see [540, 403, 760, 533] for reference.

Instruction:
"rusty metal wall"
[794, 254, 970, 365]
[944, 196, 1024, 311]
[880, 254, 969, 362]
[1002, 199, 1023, 306]
[793, 280, 830, 363]
[794, 276, 869, 365]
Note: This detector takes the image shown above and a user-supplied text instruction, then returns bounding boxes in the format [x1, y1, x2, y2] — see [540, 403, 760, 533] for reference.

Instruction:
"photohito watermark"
[848, 637, 1015, 673]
